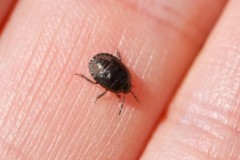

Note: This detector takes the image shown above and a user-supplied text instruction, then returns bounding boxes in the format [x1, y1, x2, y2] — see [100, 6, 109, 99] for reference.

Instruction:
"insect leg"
[94, 89, 108, 103]
[119, 94, 125, 115]
[116, 93, 121, 102]
[115, 48, 121, 61]
[75, 73, 97, 84]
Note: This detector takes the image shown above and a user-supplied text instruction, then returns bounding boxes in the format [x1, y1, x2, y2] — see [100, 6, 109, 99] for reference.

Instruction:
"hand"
[0, 0, 237, 159]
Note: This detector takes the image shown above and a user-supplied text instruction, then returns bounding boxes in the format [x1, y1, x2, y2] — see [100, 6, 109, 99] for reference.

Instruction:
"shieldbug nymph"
[75, 49, 139, 115]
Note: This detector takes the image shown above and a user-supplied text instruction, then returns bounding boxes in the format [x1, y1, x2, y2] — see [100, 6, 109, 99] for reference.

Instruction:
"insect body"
[75, 49, 138, 115]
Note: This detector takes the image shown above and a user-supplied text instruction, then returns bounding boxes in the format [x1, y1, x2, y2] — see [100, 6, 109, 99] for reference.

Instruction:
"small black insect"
[75, 49, 139, 115]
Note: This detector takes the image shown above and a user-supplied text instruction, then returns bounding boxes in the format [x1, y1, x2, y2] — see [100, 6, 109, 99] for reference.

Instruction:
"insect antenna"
[130, 91, 139, 103]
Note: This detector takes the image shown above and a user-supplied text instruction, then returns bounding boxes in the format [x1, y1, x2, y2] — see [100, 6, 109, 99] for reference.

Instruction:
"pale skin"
[1, 0, 239, 160]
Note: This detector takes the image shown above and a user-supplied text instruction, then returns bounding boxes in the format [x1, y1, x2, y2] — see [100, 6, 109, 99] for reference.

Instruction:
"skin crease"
[141, 0, 240, 159]
[0, 0, 231, 159]
[0, 0, 16, 32]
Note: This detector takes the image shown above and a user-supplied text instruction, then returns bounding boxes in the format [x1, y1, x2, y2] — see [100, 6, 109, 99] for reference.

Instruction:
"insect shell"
[75, 49, 138, 115]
